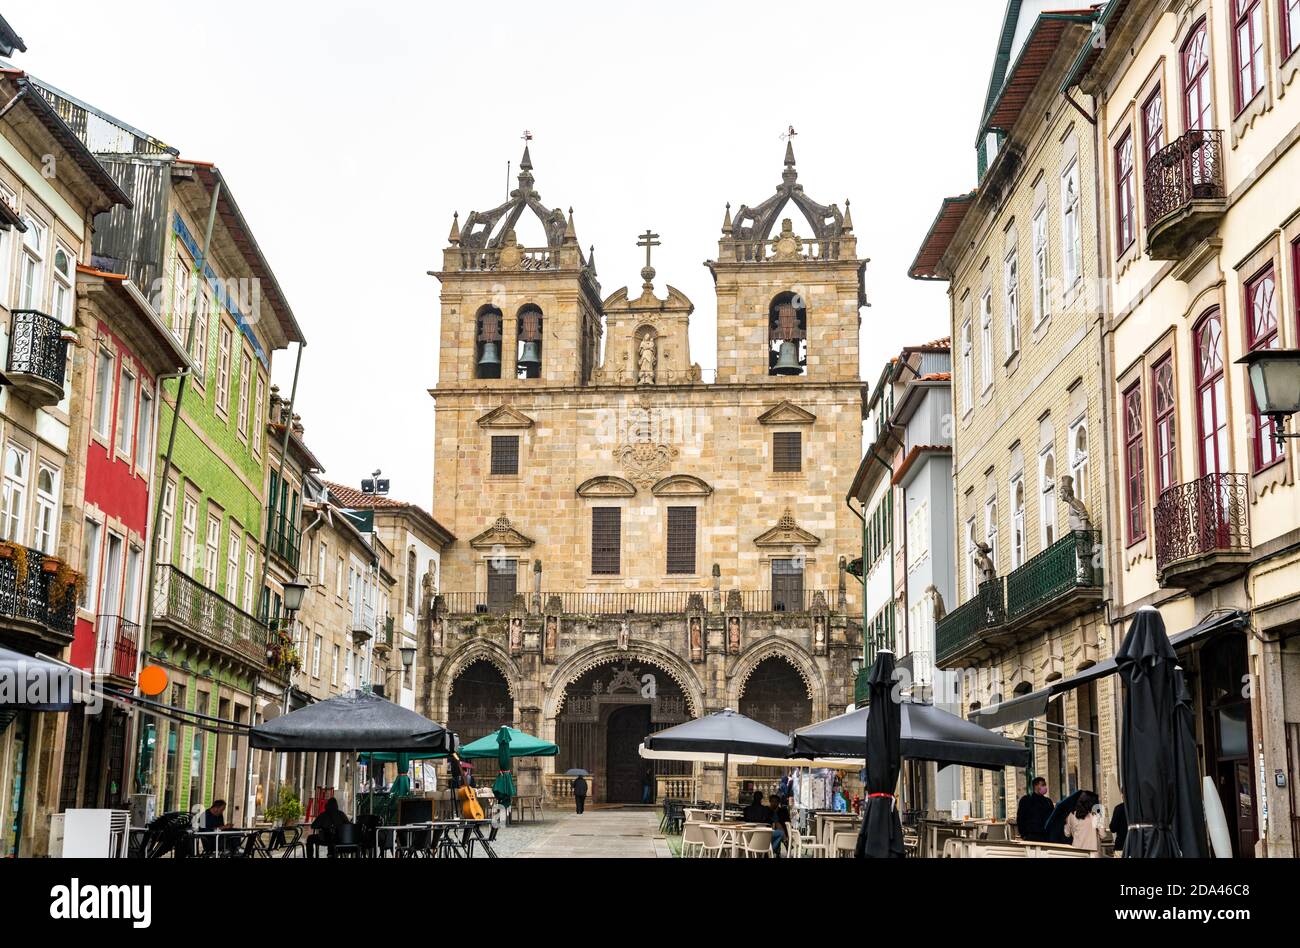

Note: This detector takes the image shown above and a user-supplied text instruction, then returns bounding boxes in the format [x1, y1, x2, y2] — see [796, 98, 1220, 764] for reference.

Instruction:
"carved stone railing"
[657, 775, 698, 802]
[728, 236, 843, 263]
[453, 246, 561, 272]
[545, 774, 596, 803]
[1154, 473, 1250, 578]
[152, 564, 268, 664]
[439, 589, 834, 616]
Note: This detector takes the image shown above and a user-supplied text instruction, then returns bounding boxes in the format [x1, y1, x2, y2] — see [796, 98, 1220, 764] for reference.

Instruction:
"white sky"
[15, 0, 1002, 509]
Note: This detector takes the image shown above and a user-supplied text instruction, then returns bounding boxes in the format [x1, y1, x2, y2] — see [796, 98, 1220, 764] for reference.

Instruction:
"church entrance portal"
[606, 705, 652, 803]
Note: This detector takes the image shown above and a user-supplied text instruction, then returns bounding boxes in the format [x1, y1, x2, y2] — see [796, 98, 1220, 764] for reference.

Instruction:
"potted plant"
[263, 784, 304, 828]
[41, 555, 60, 575]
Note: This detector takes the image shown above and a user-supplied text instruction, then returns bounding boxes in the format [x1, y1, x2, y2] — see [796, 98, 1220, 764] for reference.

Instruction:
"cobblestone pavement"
[485, 806, 669, 858]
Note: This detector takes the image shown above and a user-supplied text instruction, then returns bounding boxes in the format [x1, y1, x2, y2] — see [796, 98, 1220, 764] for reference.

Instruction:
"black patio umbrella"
[1172, 666, 1207, 858]
[249, 690, 454, 819]
[854, 651, 904, 858]
[641, 709, 789, 817]
[791, 700, 1031, 770]
[1115, 607, 1181, 858]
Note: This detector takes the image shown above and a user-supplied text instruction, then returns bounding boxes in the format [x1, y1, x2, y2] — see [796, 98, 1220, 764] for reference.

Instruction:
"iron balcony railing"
[1004, 530, 1101, 622]
[267, 513, 301, 570]
[153, 563, 268, 663]
[7, 310, 69, 389]
[936, 579, 1006, 666]
[0, 546, 76, 638]
[1154, 472, 1250, 574]
[1144, 129, 1224, 228]
[95, 614, 140, 680]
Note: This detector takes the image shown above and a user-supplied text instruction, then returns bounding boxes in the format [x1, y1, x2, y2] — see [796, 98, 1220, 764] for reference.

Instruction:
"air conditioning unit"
[129, 793, 156, 828]
[48, 813, 65, 858]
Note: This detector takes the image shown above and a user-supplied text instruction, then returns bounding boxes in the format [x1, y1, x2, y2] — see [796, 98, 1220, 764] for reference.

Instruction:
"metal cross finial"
[637, 229, 661, 270]
[521, 129, 533, 143]
[781, 125, 798, 140]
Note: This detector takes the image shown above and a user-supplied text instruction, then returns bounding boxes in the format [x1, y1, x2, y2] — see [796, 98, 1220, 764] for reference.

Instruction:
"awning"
[0, 647, 78, 711]
[970, 609, 1249, 729]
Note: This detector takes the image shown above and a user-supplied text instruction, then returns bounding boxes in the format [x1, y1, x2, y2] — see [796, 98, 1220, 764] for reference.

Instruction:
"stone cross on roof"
[637, 228, 661, 288]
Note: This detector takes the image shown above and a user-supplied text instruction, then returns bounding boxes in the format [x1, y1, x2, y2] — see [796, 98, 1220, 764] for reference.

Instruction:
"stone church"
[426, 142, 868, 803]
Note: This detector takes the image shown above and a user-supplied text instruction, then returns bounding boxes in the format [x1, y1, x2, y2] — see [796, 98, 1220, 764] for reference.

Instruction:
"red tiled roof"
[909, 193, 976, 280]
[322, 481, 455, 543]
[919, 372, 952, 382]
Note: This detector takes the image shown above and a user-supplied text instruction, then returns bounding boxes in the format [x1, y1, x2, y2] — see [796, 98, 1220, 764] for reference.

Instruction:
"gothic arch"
[544, 640, 705, 721]
[435, 638, 521, 724]
[726, 636, 826, 721]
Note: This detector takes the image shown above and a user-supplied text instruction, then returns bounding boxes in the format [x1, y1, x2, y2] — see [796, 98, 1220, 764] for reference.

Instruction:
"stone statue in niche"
[1059, 474, 1092, 531]
[509, 616, 523, 653]
[637, 329, 657, 385]
[618, 620, 630, 651]
[689, 616, 703, 661]
[973, 542, 996, 585]
[813, 615, 827, 653]
[545, 615, 558, 653]
[728, 616, 741, 655]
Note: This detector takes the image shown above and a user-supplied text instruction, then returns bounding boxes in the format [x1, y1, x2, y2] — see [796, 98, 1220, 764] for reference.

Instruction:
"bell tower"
[434, 142, 604, 388]
[706, 139, 867, 384]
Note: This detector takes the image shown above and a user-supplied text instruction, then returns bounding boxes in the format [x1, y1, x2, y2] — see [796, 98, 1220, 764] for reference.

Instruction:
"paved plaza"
[489, 807, 670, 858]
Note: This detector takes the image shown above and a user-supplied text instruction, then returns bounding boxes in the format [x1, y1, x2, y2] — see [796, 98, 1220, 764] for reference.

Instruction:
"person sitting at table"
[742, 790, 771, 825]
[199, 800, 232, 855]
[1016, 777, 1054, 843]
[768, 793, 790, 857]
[307, 797, 350, 858]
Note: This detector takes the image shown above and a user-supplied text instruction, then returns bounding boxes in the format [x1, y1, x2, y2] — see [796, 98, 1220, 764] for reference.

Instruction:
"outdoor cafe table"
[375, 820, 497, 858]
[812, 812, 861, 855]
[192, 828, 255, 857]
[712, 822, 768, 857]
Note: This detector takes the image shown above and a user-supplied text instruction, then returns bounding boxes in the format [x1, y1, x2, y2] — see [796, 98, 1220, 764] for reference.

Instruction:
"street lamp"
[400, 646, 416, 670]
[1237, 349, 1300, 448]
[282, 578, 309, 614]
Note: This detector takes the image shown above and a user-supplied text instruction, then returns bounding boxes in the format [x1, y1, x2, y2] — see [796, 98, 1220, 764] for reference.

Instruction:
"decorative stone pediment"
[757, 400, 817, 426]
[753, 509, 822, 548]
[476, 406, 535, 429]
[651, 475, 714, 497]
[469, 516, 535, 550]
[576, 475, 638, 498]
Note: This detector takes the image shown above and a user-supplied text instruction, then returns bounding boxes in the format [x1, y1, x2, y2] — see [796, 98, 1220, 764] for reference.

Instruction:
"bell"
[477, 341, 501, 376]
[517, 340, 542, 373]
[773, 340, 802, 376]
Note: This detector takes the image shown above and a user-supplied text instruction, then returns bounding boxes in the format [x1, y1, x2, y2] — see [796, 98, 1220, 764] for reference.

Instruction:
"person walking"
[572, 774, 588, 814]
[1015, 777, 1054, 842]
[1065, 791, 1102, 854]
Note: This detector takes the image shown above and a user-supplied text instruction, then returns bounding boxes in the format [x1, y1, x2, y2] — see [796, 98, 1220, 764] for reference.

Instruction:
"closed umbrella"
[1116, 607, 1181, 858]
[854, 650, 904, 859]
[1172, 666, 1207, 858]
[641, 709, 789, 817]
[490, 727, 516, 811]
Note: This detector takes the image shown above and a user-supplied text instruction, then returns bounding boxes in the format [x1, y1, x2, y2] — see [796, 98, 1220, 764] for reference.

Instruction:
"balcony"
[5, 310, 69, 408]
[935, 579, 1006, 668]
[1155, 473, 1250, 590]
[436, 588, 836, 617]
[94, 615, 139, 682]
[0, 545, 77, 652]
[372, 616, 394, 656]
[350, 603, 375, 646]
[267, 514, 300, 571]
[152, 564, 268, 666]
[1144, 129, 1226, 261]
[1004, 530, 1102, 631]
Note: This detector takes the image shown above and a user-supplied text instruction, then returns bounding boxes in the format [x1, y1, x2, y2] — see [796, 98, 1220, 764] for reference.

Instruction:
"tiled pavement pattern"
[487, 806, 669, 858]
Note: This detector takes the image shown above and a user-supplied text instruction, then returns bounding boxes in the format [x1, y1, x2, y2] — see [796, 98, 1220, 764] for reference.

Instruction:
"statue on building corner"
[1059, 474, 1092, 531]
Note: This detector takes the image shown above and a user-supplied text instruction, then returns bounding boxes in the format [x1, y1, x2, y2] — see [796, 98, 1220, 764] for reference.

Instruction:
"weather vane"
[521, 129, 534, 143]
[780, 125, 798, 141]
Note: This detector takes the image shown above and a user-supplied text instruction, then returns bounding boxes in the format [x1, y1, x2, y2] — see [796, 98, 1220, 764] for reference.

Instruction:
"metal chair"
[332, 823, 362, 858]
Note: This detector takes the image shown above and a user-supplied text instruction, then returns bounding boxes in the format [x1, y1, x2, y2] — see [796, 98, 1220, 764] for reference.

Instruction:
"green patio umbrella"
[491, 727, 517, 809]
[457, 727, 559, 760]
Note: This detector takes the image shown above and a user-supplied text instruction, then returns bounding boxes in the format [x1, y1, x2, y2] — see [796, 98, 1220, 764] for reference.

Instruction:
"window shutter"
[490, 436, 519, 475]
[487, 559, 518, 611]
[591, 508, 621, 575]
[773, 432, 802, 472]
[771, 558, 805, 612]
[666, 507, 697, 575]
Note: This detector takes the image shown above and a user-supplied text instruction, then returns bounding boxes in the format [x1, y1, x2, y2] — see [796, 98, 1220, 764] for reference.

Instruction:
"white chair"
[698, 824, 726, 859]
[741, 828, 773, 858]
[681, 821, 705, 858]
[789, 828, 828, 859]
[832, 831, 857, 858]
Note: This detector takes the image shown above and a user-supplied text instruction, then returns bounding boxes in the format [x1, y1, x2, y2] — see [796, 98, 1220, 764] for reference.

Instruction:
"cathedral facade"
[426, 144, 867, 803]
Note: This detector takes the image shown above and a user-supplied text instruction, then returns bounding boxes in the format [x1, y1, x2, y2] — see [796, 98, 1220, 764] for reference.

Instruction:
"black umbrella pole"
[722, 753, 728, 819]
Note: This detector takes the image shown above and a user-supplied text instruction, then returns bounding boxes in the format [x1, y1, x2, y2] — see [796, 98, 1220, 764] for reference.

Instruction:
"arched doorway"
[446, 660, 513, 746]
[555, 660, 692, 804]
[738, 656, 813, 782]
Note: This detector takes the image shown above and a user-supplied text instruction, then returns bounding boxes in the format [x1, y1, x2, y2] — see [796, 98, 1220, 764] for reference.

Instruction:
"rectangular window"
[123, 546, 141, 622]
[158, 479, 176, 565]
[1152, 356, 1177, 496]
[1032, 206, 1050, 324]
[772, 431, 802, 472]
[100, 532, 124, 618]
[226, 528, 240, 600]
[115, 367, 136, 456]
[980, 291, 994, 390]
[964, 516, 977, 599]
[80, 518, 102, 611]
[170, 251, 191, 338]
[487, 558, 518, 610]
[960, 319, 973, 412]
[1142, 87, 1165, 163]
[1062, 161, 1082, 287]
[591, 507, 621, 575]
[1246, 264, 1283, 470]
[34, 465, 57, 555]
[0, 185, 14, 307]
[1, 443, 28, 543]
[180, 495, 198, 576]
[236, 351, 251, 440]
[490, 436, 519, 475]
[19, 217, 46, 311]
[666, 506, 697, 575]
[312, 634, 322, 678]
[192, 289, 209, 382]
[1004, 251, 1020, 357]
[252, 376, 265, 456]
[136, 388, 153, 472]
[1115, 130, 1136, 253]
[1233, 0, 1265, 112]
[336, 555, 345, 598]
[92, 349, 115, 438]
[243, 547, 255, 613]
[318, 541, 328, 588]
[1286, 0, 1300, 57]
[203, 512, 220, 587]
[215, 325, 232, 416]
[984, 496, 999, 572]
[771, 559, 805, 612]
[1124, 384, 1147, 543]
[331, 644, 340, 686]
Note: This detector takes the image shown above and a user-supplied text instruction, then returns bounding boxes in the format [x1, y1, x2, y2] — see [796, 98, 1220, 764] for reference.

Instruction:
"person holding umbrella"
[572, 772, 589, 814]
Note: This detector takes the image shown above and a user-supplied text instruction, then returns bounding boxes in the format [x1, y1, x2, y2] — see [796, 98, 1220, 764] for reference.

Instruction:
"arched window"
[1040, 449, 1057, 549]
[1070, 420, 1090, 505]
[984, 495, 998, 571]
[1151, 356, 1176, 495]
[406, 548, 418, 613]
[1182, 19, 1213, 131]
[1194, 309, 1227, 476]
[516, 304, 543, 380]
[1011, 477, 1026, 568]
[768, 292, 806, 377]
[474, 306, 503, 379]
